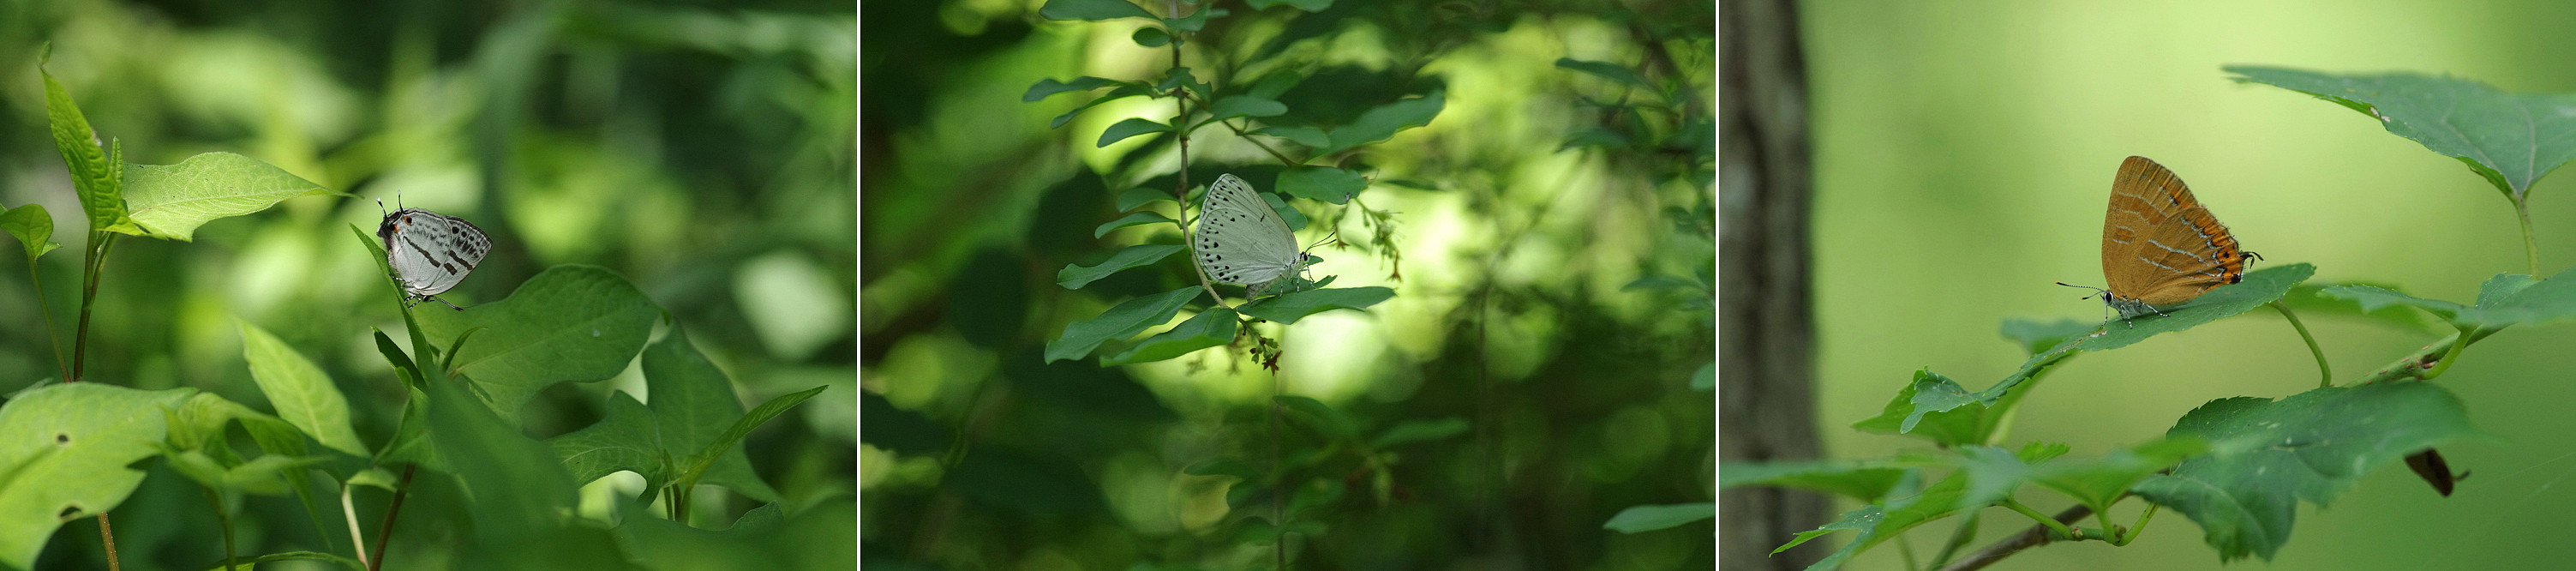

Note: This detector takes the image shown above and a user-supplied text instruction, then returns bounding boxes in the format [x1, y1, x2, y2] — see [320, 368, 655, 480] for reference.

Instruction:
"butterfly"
[1193, 173, 1320, 297]
[2061, 156, 2258, 322]
[376, 198, 491, 311]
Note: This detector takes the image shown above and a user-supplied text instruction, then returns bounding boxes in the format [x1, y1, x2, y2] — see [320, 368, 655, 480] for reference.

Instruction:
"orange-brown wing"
[2100, 156, 2248, 305]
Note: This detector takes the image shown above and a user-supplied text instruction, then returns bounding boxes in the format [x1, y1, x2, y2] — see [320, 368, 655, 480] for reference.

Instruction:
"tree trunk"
[1717, 0, 1827, 568]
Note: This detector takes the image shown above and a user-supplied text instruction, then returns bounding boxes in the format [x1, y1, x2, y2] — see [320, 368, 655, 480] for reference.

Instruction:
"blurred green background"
[0, 1, 854, 568]
[1807, 1, 2576, 568]
[860, 0, 1713, 568]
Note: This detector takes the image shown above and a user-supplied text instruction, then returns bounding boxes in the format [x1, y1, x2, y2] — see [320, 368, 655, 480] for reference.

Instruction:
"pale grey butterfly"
[375, 197, 491, 310]
[1193, 173, 1321, 297]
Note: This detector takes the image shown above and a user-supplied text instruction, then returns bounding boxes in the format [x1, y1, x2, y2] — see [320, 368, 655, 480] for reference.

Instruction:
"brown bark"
[1718, 0, 1827, 568]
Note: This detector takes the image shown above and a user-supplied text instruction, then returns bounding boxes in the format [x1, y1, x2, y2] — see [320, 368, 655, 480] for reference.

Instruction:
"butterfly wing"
[383, 208, 491, 297]
[2100, 157, 2247, 306]
[1194, 174, 1305, 287]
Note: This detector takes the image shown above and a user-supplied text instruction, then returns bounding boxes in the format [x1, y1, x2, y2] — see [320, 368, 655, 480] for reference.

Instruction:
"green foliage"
[237, 320, 367, 456]
[1236, 286, 1393, 324]
[1099, 309, 1239, 365]
[1045, 286, 1201, 363]
[1097, 118, 1171, 147]
[1039, 0, 1155, 21]
[1602, 502, 1715, 533]
[2327, 267, 2576, 328]
[1717, 460, 1908, 502]
[121, 153, 340, 242]
[2131, 382, 2477, 562]
[0, 205, 58, 261]
[413, 266, 661, 422]
[0, 384, 195, 569]
[2228, 66, 2576, 200]
[1274, 166, 1366, 204]
[40, 52, 137, 235]
[1093, 212, 1175, 237]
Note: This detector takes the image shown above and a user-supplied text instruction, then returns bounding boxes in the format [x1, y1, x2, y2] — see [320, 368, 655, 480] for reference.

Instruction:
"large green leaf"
[2130, 382, 2476, 562]
[1046, 286, 1202, 363]
[0, 383, 196, 569]
[1975, 263, 2313, 402]
[1022, 76, 1124, 102]
[121, 153, 338, 241]
[1099, 308, 1238, 365]
[0, 204, 60, 260]
[1236, 286, 1393, 324]
[645, 328, 780, 502]
[2281, 281, 2447, 334]
[237, 320, 368, 456]
[425, 368, 580, 539]
[2228, 66, 2576, 200]
[674, 385, 829, 491]
[415, 265, 661, 423]
[548, 391, 668, 487]
[1096, 117, 1171, 147]
[41, 55, 138, 235]
[1056, 244, 1183, 290]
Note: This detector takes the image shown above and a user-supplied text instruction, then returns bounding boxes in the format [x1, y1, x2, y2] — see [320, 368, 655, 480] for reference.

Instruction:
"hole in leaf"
[57, 505, 79, 520]
[54, 433, 69, 445]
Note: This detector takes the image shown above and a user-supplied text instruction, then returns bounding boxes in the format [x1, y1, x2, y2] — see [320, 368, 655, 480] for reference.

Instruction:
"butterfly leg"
[423, 295, 466, 311]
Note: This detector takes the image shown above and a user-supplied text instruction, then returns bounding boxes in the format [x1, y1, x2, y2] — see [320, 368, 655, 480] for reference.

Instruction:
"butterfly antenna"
[2054, 281, 2107, 300]
[422, 295, 465, 311]
[375, 197, 387, 218]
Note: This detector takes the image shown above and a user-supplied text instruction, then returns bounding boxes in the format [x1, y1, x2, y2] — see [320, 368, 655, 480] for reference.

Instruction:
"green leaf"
[548, 391, 668, 488]
[1025, 77, 1125, 102]
[674, 385, 830, 490]
[1978, 263, 2313, 402]
[1848, 369, 1986, 447]
[646, 328, 781, 502]
[1775, 470, 1968, 568]
[1555, 58, 1655, 91]
[1898, 370, 1977, 434]
[1099, 308, 1238, 365]
[0, 204, 60, 260]
[1246, 0, 1333, 10]
[2130, 382, 2477, 562]
[42, 58, 139, 234]
[1046, 286, 1202, 363]
[193, 550, 365, 571]
[1163, 7, 1224, 32]
[1998, 317, 2096, 355]
[1274, 395, 1357, 440]
[1116, 186, 1176, 211]
[1323, 91, 1444, 154]
[2227, 65, 2576, 200]
[1207, 95, 1288, 121]
[1255, 126, 1330, 149]
[1093, 211, 1175, 237]
[122, 153, 338, 242]
[1037, 0, 1154, 21]
[2318, 285, 2467, 322]
[2028, 437, 2207, 512]
[1051, 84, 1152, 129]
[423, 364, 580, 539]
[370, 328, 425, 391]
[1603, 502, 1714, 533]
[1056, 244, 1183, 289]
[2321, 267, 2576, 328]
[1558, 127, 1629, 152]
[1274, 166, 1366, 204]
[0, 383, 196, 569]
[1256, 191, 1308, 231]
[2282, 281, 2447, 334]
[1369, 417, 1469, 448]
[237, 320, 368, 456]
[1718, 460, 1907, 502]
[1097, 117, 1171, 147]
[1130, 27, 1171, 47]
[414, 266, 662, 424]
[1236, 286, 1393, 324]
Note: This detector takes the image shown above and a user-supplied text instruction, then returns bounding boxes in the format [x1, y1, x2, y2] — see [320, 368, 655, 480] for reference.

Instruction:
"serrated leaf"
[0, 383, 197, 569]
[1022, 76, 1123, 102]
[1038, 0, 1154, 21]
[237, 320, 367, 456]
[1603, 502, 1713, 533]
[1097, 118, 1171, 147]
[1236, 286, 1393, 324]
[122, 153, 339, 241]
[2282, 281, 2447, 334]
[2227, 66, 2576, 200]
[0, 205, 60, 260]
[413, 266, 662, 424]
[1275, 166, 1365, 204]
[1055, 244, 1183, 290]
[42, 61, 137, 234]
[1774, 470, 1966, 568]
[2321, 267, 2576, 328]
[1093, 212, 1175, 237]
[1718, 460, 1906, 502]
[1046, 286, 1202, 363]
[1099, 308, 1237, 364]
[2130, 382, 2476, 562]
[2028, 437, 2207, 512]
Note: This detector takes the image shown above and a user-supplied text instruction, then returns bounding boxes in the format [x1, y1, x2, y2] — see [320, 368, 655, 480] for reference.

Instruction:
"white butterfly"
[1193, 174, 1319, 297]
[376, 199, 491, 310]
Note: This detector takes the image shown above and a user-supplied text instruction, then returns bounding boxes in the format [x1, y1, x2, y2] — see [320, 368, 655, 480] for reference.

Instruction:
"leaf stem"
[23, 255, 68, 382]
[1896, 532, 1922, 571]
[97, 513, 119, 571]
[204, 485, 237, 571]
[2267, 301, 2330, 387]
[1998, 498, 2075, 540]
[1936, 504, 2093, 571]
[2422, 326, 2474, 380]
[2515, 196, 2540, 276]
[69, 231, 114, 382]
[2115, 503, 2158, 546]
[343, 483, 369, 568]
[367, 464, 416, 571]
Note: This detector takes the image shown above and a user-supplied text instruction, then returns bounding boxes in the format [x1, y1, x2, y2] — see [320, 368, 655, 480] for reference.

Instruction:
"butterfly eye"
[403, 216, 412, 224]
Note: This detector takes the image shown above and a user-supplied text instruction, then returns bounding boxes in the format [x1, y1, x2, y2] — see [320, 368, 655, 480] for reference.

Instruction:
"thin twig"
[1936, 504, 2094, 571]
[366, 464, 417, 571]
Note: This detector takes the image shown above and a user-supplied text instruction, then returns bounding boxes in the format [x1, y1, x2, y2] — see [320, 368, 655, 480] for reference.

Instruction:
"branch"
[1936, 504, 2093, 571]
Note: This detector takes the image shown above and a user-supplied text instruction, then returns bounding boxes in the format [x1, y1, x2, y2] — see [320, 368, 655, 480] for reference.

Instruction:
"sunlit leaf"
[237, 320, 367, 456]
[1097, 118, 1171, 147]
[1237, 286, 1393, 324]
[1207, 95, 1288, 121]
[41, 57, 138, 234]
[414, 266, 661, 423]
[122, 153, 339, 241]
[0, 383, 196, 569]
[0, 204, 60, 260]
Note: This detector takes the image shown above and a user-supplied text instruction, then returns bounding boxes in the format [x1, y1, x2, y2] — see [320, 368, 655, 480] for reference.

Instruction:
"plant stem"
[1997, 498, 2075, 540]
[367, 464, 416, 571]
[2116, 503, 2158, 546]
[2514, 196, 2540, 276]
[2361, 327, 2502, 384]
[2421, 326, 2473, 380]
[343, 483, 369, 568]
[203, 486, 237, 571]
[23, 256, 68, 382]
[2091, 508, 2119, 544]
[1927, 511, 1980, 569]
[1896, 532, 1921, 571]
[2267, 301, 2329, 387]
[69, 231, 114, 382]
[1937, 504, 2093, 571]
[96, 514, 119, 571]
